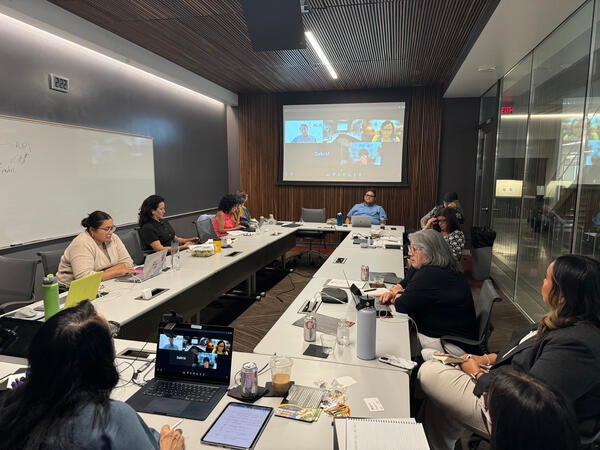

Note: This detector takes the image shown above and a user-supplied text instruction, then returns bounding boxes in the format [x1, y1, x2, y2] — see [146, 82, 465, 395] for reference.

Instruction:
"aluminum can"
[304, 314, 317, 342]
[361, 265, 370, 282]
[240, 361, 258, 398]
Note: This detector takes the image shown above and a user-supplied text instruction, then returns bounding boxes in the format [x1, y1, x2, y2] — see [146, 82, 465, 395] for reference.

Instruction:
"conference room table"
[0, 339, 411, 450]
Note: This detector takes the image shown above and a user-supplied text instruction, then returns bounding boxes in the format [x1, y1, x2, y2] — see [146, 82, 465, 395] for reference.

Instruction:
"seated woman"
[422, 207, 465, 260]
[233, 190, 251, 227]
[57, 211, 134, 287]
[485, 369, 580, 450]
[420, 191, 464, 227]
[418, 254, 600, 450]
[379, 229, 477, 358]
[138, 195, 198, 252]
[0, 301, 183, 450]
[213, 194, 244, 237]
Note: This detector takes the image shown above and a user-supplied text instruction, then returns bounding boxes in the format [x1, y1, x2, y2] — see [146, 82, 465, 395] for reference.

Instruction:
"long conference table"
[1, 222, 417, 449]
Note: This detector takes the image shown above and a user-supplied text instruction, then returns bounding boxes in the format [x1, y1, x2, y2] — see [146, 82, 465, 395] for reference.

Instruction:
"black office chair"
[120, 229, 146, 266]
[296, 208, 327, 265]
[441, 279, 502, 355]
[194, 215, 218, 243]
[37, 249, 63, 277]
[0, 255, 37, 314]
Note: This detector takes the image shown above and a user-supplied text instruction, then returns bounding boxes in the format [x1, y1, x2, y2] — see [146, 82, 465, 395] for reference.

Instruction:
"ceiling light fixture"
[477, 64, 496, 72]
[305, 31, 338, 79]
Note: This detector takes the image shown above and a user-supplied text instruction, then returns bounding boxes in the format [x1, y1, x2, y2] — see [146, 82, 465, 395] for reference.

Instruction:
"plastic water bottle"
[42, 274, 60, 320]
[268, 214, 275, 225]
[171, 240, 181, 271]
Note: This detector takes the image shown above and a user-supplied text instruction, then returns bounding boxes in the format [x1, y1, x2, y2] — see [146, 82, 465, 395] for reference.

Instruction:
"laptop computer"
[116, 250, 167, 283]
[63, 271, 103, 309]
[342, 270, 390, 313]
[126, 322, 234, 421]
[350, 216, 372, 228]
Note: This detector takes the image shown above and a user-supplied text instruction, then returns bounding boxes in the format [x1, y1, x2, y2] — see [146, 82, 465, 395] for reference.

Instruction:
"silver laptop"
[126, 322, 234, 421]
[116, 250, 167, 283]
[350, 216, 372, 227]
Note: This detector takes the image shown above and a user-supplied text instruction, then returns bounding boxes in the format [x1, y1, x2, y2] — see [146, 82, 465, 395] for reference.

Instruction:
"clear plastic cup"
[269, 355, 293, 395]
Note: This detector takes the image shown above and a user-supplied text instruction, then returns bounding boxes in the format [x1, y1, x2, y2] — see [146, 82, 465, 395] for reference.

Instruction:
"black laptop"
[126, 322, 234, 421]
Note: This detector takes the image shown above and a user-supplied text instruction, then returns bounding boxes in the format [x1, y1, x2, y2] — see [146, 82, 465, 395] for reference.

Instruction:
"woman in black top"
[379, 229, 477, 356]
[138, 195, 198, 252]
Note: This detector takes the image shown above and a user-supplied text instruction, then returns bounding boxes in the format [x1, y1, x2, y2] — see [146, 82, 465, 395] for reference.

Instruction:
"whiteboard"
[0, 115, 154, 248]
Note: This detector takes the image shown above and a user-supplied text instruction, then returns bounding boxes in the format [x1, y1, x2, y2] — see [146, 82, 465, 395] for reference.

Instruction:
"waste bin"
[471, 226, 496, 280]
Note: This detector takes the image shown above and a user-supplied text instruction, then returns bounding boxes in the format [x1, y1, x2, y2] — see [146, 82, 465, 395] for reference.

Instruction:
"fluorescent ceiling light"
[305, 31, 338, 79]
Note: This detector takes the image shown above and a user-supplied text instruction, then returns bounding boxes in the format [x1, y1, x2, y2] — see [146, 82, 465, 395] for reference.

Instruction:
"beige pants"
[417, 360, 489, 450]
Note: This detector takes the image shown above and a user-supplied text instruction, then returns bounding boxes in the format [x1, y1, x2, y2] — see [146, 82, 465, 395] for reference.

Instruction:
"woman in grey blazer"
[417, 254, 600, 450]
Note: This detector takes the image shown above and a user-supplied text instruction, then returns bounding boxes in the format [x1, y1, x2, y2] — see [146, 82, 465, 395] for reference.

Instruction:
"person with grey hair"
[379, 229, 476, 357]
[233, 190, 251, 227]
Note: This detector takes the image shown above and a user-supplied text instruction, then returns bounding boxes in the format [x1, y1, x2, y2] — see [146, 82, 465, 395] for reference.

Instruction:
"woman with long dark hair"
[422, 207, 465, 260]
[0, 301, 183, 450]
[418, 254, 600, 450]
[138, 194, 198, 252]
[57, 210, 134, 286]
[213, 194, 244, 237]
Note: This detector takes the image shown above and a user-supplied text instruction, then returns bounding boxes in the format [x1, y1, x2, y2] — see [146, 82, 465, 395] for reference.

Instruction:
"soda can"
[240, 361, 258, 398]
[304, 314, 317, 342]
[361, 265, 370, 282]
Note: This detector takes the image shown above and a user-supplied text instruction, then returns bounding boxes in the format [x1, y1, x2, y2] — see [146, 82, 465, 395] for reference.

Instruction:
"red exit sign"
[501, 106, 513, 114]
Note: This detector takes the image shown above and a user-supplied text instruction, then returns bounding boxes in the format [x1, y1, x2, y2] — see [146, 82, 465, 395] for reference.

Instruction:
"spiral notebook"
[333, 417, 429, 450]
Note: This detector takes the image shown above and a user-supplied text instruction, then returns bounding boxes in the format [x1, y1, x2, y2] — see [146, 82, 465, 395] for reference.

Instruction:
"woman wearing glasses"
[379, 229, 477, 358]
[418, 254, 600, 450]
[57, 210, 134, 287]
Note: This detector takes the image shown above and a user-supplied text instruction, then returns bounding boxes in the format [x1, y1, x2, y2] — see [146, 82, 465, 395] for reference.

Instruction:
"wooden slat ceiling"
[48, 0, 498, 94]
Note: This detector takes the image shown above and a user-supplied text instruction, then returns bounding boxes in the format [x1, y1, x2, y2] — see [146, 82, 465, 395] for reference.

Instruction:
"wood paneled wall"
[238, 87, 443, 228]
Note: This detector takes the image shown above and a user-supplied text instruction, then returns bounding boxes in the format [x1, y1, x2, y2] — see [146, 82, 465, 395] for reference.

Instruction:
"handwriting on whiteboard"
[0, 142, 32, 174]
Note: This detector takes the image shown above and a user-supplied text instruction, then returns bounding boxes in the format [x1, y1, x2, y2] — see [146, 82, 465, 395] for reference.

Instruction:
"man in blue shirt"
[291, 123, 317, 143]
[345, 189, 387, 225]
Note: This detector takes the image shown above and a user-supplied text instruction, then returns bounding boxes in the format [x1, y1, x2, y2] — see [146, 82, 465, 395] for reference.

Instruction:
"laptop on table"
[126, 322, 234, 421]
[116, 250, 167, 283]
[350, 216, 372, 228]
[342, 270, 391, 314]
[63, 271, 104, 309]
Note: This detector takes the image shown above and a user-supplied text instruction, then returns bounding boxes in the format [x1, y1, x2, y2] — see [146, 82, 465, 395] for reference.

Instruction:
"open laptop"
[350, 215, 372, 228]
[116, 250, 167, 283]
[126, 322, 234, 421]
[63, 271, 103, 309]
[342, 270, 390, 313]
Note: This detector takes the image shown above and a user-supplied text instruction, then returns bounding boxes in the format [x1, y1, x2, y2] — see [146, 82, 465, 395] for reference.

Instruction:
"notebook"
[63, 271, 103, 309]
[333, 417, 429, 450]
[350, 216, 372, 228]
[115, 250, 167, 283]
[126, 322, 234, 421]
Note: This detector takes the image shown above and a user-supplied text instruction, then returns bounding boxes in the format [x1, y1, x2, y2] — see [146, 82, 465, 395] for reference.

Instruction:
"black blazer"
[474, 322, 600, 424]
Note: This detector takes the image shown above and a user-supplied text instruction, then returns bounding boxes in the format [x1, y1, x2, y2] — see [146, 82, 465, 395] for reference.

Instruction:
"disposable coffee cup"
[213, 238, 222, 253]
[269, 355, 292, 395]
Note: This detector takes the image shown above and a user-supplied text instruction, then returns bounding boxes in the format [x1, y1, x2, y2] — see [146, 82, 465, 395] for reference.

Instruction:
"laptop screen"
[155, 323, 234, 384]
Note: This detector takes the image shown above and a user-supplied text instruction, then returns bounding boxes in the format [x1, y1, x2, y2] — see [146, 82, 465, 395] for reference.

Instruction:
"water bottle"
[171, 240, 181, 271]
[357, 307, 376, 360]
[337, 318, 350, 346]
[268, 214, 275, 225]
[336, 212, 343, 226]
[42, 274, 60, 320]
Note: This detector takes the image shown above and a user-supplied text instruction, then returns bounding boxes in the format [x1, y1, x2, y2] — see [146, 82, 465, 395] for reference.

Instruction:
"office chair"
[296, 208, 327, 265]
[194, 215, 218, 243]
[441, 279, 502, 355]
[0, 255, 37, 314]
[37, 249, 63, 277]
[120, 229, 146, 266]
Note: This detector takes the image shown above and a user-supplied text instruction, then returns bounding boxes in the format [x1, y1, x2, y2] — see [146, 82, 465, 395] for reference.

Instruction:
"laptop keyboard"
[145, 380, 219, 402]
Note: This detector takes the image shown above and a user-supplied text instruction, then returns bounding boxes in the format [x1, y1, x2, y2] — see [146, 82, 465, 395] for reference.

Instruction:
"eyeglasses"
[365, 194, 375, 198]
[98, 226, 117, 233]
[408, 245, 422, 254]
[108, 320, 121, 338]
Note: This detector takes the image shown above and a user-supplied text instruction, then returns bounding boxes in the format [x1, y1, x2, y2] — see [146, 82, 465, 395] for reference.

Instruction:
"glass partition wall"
[481, 0, 597, 321]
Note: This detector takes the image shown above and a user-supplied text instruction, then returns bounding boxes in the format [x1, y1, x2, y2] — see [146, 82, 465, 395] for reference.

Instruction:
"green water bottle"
[42, 274, 60, 320]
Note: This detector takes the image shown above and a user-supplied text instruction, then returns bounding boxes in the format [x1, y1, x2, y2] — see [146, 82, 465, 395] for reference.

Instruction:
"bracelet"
[483, 354, 491, 365]
[469, 371, 483, 383]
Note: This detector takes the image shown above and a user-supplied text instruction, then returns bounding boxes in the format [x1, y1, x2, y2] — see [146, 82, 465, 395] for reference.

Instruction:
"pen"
[171, 418, 184, 429]
[363, 288, 376, 292]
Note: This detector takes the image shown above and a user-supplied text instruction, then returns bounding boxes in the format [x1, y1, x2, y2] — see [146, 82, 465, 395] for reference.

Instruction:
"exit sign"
[501, 106, 513, 114]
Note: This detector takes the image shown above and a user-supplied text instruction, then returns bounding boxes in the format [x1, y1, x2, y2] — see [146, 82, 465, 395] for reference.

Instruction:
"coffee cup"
[269, 355, 293, 395]
[213, 238, 221, 253]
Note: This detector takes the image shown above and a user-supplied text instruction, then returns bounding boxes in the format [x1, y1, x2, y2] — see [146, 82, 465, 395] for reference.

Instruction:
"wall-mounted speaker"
[242, 0, 306, 51]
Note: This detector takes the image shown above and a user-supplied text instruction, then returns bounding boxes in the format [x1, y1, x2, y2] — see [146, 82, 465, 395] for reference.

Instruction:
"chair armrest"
[0, 299, 35, 314]
[440, 335, 481, 353]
